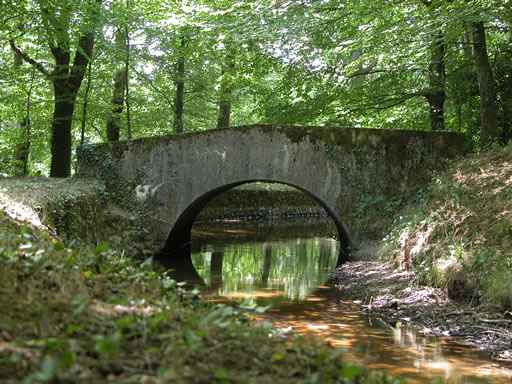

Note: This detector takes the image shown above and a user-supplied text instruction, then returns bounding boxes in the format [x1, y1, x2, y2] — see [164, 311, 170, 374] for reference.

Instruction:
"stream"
[186, 220, 512, 383]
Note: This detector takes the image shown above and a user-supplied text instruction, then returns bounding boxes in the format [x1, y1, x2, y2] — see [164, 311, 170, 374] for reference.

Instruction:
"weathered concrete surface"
[77, 124, 468, 262]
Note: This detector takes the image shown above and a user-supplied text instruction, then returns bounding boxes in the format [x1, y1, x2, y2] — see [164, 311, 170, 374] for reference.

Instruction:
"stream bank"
[329, 143, 512, 363]
[329, 259, 512, 362]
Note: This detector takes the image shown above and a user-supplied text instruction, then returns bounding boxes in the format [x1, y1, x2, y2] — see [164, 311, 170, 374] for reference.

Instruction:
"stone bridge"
[77, 124, 468, 265]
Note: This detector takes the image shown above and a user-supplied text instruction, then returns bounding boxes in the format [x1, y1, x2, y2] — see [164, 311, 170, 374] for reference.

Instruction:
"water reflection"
[192, 229, 339, 303]
[263, 287, 512, 383]
[189, 221, 512, 383]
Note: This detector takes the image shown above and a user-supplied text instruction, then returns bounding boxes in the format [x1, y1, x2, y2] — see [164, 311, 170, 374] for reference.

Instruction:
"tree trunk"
[217, 87, 232, 128]
[462, 22, 473, 58]
[50, 78, 78, 177]
[17, 116, 30, 176]
[124, 26, 132, 139]
[472, 21, 500, 149]
[22, 114, 31, 176]
[421, 1, 446, 131]
[173, 37, 186, 133]
[217, 54, 235, 129]
[426, 30, 446, 131]
[81, 61, 92, 146]
[106, 69, 126, 141]
[49, 30, 96, 177]
[217, 77, 232, 128]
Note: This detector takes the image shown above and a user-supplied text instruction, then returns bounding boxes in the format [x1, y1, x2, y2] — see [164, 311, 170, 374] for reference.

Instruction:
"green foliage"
[1, 0, 509, 175]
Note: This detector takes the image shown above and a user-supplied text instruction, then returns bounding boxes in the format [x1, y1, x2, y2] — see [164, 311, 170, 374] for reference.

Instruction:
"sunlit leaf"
[271, 352, 285, 361]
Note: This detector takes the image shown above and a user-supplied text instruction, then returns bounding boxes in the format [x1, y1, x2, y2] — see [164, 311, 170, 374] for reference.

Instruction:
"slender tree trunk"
[22, 117, 30, 176]
[462, 22, 473, 58]
[426, 30, 446, 131]
[125, 26, 132, 139]
[421, 1, 446, 131]
[472, 21, 499, 149]
[106, 69, 126, 141]
[217, 87, 232, 128]
[23, 83, 34, 176]
[81, 60, 92, 146]
[217, 54, 235, 128]
[13, 39, 33, 176]
[18, 116, 30, 176]
[173, 37, 186, 133]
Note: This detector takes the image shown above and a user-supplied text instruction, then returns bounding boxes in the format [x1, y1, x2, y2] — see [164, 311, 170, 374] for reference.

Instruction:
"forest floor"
[330, 142, 512, 363]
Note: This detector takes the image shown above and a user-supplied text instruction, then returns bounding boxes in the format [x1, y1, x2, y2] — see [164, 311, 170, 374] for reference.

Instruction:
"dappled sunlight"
[493, 173, 512, 194]
[263, 280, 511, 382]
[88, 299, 155, 318]
[223, 229, 253, 234]
[303, 297, 327, 302]
[0, 191, 46, 230]
[267, 295, 512, 383]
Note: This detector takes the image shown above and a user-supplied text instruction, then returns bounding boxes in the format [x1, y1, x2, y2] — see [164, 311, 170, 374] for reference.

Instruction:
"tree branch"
[69, 32, 95, 89]
[129, 63, 176, 112]
[9, 39, 50, 78]
[347, 92, 420, 113]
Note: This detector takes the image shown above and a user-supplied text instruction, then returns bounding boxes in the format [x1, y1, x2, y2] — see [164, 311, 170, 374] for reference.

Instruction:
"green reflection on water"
[191, 236, 339, 304]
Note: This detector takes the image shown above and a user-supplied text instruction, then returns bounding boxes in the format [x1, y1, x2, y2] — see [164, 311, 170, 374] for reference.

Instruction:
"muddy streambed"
[182, 220, 512, 383]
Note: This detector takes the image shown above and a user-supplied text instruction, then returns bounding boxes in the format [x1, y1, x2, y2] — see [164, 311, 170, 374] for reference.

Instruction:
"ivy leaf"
[341, 364, 360, 379]
[214, 369, 230, 379]
[53, 242, 65, 251]
[94, 242, 110, 255]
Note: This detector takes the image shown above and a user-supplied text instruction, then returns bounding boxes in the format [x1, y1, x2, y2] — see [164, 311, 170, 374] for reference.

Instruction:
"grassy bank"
[381, 143, 512, 311]
[0, 186, 401, 383]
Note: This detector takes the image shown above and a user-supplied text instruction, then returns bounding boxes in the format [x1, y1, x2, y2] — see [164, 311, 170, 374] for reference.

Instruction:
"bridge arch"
[163, 180, 352, 265]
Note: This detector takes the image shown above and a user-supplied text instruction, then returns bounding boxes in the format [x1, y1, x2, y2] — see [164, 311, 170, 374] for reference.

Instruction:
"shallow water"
[188, 221, 512, 383]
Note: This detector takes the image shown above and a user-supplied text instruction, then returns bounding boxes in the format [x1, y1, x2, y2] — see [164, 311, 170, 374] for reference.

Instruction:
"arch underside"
[161, 180, 352, 266]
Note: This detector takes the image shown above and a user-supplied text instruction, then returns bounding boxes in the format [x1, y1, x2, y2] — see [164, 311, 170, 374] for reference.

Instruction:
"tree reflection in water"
[189, 221, 512, 384]
[192, 223, 338, 304]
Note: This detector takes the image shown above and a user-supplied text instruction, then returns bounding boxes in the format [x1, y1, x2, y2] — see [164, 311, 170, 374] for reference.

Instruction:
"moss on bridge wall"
[80, 124, 468, 162]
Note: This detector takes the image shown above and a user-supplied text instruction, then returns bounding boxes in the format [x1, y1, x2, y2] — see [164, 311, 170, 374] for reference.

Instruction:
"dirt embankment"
[331, 144, 512, 361]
